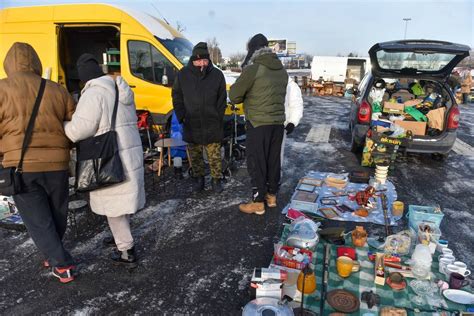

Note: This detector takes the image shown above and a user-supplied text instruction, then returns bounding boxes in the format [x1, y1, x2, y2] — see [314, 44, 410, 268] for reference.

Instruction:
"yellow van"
[0, 3, 228, 125]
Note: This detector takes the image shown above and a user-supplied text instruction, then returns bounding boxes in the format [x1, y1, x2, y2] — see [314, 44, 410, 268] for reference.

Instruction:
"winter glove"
[285, 123, 295, 135]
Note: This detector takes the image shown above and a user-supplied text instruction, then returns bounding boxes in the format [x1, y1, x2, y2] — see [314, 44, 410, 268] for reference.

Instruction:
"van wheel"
[431, 153, 449, 161]
[350, 130, 364, 153]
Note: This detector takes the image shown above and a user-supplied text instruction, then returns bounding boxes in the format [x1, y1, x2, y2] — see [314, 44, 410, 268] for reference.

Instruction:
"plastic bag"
[372, 101, 382, 113]
[369, 87, 385, 103]
[286, 218, 321, 249]
[389, 124, 406, 138]
[384, 233, 411, 255]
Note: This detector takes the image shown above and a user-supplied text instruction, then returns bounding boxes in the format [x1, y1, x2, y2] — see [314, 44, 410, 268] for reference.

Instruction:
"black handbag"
[0, 78, 46, 196]
[75, 83, 125, 192]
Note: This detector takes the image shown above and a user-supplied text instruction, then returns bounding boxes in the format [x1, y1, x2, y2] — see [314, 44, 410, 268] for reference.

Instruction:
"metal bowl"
[242, 297, 294, 316]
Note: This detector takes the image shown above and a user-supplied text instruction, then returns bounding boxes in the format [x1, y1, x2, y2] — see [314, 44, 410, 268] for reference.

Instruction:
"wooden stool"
[154, 138, 193, 176]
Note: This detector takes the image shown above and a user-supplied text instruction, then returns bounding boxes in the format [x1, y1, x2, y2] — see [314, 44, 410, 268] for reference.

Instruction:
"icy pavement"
[0, 95, 473, 314]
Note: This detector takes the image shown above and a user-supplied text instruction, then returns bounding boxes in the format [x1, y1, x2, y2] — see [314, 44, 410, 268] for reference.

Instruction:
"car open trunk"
[365, 76, 458, 143]
[368, 40, 470, 79]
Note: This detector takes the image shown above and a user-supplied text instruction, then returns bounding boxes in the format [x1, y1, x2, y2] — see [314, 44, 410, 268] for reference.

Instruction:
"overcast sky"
[2, 0, 473, 57]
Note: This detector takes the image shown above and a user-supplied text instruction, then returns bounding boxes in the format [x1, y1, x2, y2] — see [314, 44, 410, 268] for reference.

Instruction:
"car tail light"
[358, 100, 371, 124]
[447, 106, 460, 130]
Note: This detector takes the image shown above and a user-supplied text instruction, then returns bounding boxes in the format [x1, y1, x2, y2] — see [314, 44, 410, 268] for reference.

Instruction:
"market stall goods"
[285, 171, 400, 226]
[442, 289, 474, 305]
[361, 290, 380, 309]
[242, 297, 294, 316]
[326, 289, 360, 313]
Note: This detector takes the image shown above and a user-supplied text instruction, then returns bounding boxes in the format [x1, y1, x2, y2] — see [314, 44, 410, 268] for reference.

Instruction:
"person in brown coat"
[0, 42, 76, 283]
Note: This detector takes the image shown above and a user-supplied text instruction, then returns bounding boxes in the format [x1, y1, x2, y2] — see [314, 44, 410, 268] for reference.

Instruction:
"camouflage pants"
[188, 143, 222, 179]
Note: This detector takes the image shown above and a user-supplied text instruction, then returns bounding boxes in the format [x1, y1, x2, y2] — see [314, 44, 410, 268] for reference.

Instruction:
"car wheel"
[431, 152, 449, 161]
[350, 129, 364, 153]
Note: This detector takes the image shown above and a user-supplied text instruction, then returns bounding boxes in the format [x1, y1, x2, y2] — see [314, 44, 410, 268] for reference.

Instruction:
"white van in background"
[310, 56, 371, 83]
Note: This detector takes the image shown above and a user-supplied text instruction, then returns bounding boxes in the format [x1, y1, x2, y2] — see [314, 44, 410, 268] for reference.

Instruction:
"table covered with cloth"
[283, 171, 400, 226]
[278, 227, 470, 315]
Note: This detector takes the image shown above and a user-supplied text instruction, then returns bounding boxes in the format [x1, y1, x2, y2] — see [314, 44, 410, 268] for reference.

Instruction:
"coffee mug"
[337, 256, 354, 278]
[441, 248, 454, 256]
[439, 257, 453, 274]
[436, 240, 448, 253]
[444, 264, 461, 279]
[352, 260, 360, 272]
[449, 272, 470, 289]
[453, 261, 471, 277]
[439, 254, 455, 263]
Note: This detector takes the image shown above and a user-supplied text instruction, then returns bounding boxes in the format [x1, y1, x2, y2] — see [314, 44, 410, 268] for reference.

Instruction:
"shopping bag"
[75, 83, 125, 192]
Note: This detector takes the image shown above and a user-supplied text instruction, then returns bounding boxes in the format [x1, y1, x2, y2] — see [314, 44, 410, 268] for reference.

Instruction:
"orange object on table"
[297, 265, 317, 294]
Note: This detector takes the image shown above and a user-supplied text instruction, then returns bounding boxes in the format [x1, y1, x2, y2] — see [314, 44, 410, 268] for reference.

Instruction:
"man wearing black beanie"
[172, 42, 227, 193]
[229, 34, 288, 215]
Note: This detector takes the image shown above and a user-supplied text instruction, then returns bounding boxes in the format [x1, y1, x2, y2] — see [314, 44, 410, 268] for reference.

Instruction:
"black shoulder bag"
[75, 83, 125, 192]
[0, 78, 47, 196]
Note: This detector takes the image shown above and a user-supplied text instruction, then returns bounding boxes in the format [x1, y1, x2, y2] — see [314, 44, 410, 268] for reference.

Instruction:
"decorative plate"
[326, 289, 360, 313]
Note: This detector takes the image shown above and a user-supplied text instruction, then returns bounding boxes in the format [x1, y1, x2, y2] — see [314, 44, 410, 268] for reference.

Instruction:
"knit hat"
[242, 33, 269, 68]
[76, 53, 105, 83]
[191, 42, 210, 61]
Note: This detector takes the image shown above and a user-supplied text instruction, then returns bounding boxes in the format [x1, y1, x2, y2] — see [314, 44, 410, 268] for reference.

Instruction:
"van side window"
[128, 40, 174, 85]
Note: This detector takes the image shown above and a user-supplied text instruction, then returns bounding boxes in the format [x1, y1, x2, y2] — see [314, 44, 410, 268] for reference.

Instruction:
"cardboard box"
[383, 102, 404, 114]
[404, 99, 423, 107]
[376, 126, 390, 133]
[394, 120, 427, 136]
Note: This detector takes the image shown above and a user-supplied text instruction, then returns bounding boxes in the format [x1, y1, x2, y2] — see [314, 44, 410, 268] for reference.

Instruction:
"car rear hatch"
[369, 40, 470, 79]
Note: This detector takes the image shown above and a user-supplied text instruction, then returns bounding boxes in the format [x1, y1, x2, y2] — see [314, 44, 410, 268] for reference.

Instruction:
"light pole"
[403, 18, 412, 39]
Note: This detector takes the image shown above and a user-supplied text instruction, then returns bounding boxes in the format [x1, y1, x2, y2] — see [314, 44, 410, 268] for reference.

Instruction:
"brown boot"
[265, 194, 277, 207]
[239, 201, 265, 215]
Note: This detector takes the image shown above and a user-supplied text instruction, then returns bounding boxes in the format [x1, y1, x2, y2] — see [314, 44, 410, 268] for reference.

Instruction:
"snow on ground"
[1, 94, 473, 314]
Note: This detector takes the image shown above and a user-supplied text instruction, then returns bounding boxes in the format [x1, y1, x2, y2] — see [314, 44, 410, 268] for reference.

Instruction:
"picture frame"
[296, 183, 316, 193]
[293, 191, 318, 203]
[300, 177, 323, 187]
[319, 207, 339, 219]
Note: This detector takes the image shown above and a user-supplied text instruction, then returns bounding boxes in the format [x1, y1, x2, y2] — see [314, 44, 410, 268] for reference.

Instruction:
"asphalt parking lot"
[1, 94, 473, 314]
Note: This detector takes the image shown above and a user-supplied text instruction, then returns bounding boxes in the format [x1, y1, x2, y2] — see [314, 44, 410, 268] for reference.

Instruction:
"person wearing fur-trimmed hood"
[229, 33, 288, 215]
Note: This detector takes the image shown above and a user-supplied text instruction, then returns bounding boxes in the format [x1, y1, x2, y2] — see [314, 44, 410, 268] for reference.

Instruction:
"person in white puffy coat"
[281, 76, 304, 166]
[65, 54, 145, 267]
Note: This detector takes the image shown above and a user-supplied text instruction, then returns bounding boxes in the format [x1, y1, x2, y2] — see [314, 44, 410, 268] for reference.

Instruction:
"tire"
[431, 152, 449, 161]
[233, 148, 243, 160]
[350, 129, 364, 153]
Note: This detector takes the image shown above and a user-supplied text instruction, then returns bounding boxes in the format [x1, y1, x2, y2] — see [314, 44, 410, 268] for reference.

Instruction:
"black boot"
[211, 178, 224, 193]
[111, 247, 137, 269]
[192, 176, 205, 192]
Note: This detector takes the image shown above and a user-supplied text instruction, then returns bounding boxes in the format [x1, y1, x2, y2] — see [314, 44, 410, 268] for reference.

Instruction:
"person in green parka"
[229, 34, 288, 215]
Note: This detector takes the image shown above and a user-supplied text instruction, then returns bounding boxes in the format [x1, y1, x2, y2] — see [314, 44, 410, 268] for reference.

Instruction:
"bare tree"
[228, 52, 246, 68]
[348, 52, 359, 57]
[175, 21, 186, 33]
[207, 37, 223, 65]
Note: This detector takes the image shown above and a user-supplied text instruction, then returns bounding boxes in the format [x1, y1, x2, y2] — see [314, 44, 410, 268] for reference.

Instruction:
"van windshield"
[156, 36, 193, 66]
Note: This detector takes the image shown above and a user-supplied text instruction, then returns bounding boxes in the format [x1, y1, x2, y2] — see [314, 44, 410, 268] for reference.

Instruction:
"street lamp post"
[403, 18, 412, 39]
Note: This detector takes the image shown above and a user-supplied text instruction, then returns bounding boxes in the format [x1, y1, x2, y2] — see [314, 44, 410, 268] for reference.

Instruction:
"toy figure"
[355, 186, 376, 207]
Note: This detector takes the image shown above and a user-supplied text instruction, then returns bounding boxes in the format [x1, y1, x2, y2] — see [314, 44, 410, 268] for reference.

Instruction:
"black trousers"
[246, 122, 284, 202]
[13, 170, 73, 267]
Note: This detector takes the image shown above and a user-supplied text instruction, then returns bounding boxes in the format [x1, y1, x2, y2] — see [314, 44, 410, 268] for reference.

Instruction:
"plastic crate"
[273, 246, 313, 270]
[407, 205, 444, 231]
